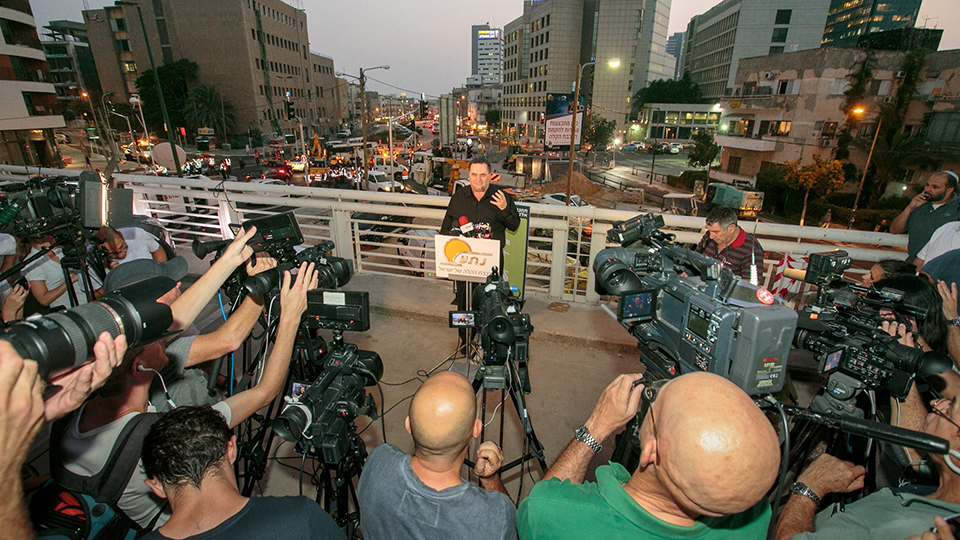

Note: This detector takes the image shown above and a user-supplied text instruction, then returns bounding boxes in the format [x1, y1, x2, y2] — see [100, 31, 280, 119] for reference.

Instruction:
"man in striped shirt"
[695, 206, 763, 282]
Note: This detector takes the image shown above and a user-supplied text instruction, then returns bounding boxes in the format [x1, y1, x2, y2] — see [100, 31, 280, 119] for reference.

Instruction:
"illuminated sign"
[477, 30, 500, 39]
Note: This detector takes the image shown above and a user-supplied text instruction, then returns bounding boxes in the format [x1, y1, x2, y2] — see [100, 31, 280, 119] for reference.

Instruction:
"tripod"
[467, 355, 547, 476]
[313, 427, 366, 538]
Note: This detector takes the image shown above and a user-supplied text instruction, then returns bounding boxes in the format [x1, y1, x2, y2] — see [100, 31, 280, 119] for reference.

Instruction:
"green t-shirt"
[517, 462, 770, 540]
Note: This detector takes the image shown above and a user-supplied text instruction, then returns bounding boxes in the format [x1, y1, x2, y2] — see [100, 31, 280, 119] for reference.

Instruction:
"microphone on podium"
[458, 216, 475, 237]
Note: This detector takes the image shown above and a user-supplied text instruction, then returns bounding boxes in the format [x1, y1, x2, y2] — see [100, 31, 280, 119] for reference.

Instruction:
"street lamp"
[649, 107, 662, 184]
[848, 106, 882, 229]
[338, 65, 389, 189]
[80, 90, 106, 159]
[115, 0, 181, 177]
[565, 58, 619, 206]
[612, 138, 620, 168]
[100, 92, 122, 160]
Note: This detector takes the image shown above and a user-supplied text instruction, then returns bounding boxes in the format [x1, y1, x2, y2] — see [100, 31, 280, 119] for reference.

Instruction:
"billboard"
[544, 93, 584, 151]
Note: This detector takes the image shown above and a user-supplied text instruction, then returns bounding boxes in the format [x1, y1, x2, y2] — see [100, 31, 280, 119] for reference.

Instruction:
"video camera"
[593, 213, 797, 395]
[450, 270, 533, 391]
[792, 250, 952, 400]
[272, 289, 382, 465]
[192, 211, 354, 297]
[0, 276, 174, 380]
[0, 172, 133, 238]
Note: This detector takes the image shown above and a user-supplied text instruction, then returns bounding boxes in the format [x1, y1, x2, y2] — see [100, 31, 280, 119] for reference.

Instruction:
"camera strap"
[49, 411, 162, 506]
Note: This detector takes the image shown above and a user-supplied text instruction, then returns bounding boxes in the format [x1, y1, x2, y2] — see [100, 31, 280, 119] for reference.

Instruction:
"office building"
[0, 0, 65, 166]
[501, 0, 673, 142]
[40, 20, 101, 109]
[472, 24, 502, 85]
[84, 0, 317, 141]
[682, 0, 830, 100]
[714, 47, 960, 187]
[666, 31, 684, 80]
[308, 52, 340, 137]
[821, 0, 922, 48]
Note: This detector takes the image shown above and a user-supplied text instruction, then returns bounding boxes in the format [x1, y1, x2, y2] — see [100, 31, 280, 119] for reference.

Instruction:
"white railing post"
[330, 209, 354, 262]
[549, 226, 567, 299]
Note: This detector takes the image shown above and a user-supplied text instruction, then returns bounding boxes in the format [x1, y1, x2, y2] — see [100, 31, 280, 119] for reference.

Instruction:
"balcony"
[716, 134, 777, 152]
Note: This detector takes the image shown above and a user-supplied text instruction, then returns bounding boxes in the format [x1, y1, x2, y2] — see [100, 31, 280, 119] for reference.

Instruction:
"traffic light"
[285, 91, 295, 120]
[419, 100, 427, 120]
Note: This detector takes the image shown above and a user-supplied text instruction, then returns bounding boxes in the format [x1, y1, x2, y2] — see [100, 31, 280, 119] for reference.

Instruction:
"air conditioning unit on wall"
[820, 139, 834, 147]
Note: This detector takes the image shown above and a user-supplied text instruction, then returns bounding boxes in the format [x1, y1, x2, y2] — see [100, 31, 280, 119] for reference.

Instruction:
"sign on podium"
[433, 235, 500, 282]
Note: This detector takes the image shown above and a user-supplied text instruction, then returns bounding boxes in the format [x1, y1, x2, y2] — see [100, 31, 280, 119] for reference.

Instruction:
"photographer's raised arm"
[168, 227, 256, 331]
[222, 262, 316, 428]
[184, 256, 278, 368]
[543, 374, 643, 483]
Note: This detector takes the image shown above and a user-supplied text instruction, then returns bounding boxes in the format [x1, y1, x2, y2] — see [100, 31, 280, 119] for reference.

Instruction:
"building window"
[728, 156, 742, 174]
[124, 61, 137, 73]
[821, 121, 838, 138]
[771, 121, 791, 136]
[769, 46, 785, 54]
[771, 28, 788, 43]
[117, 39, 130, 52]
[775, 9, 792, 25]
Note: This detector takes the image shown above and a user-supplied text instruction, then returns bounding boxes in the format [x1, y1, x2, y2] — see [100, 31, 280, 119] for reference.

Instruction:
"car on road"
[242, 165, 292, 183]
[667, 143, 683, 154]
[620, 142, 643, 151]
[647, 142, 668, 154]
[286, 155, 308, 172]
[366, 170, 404, 192]
[539, 193, 591, 207]
[55, 133, 71, 145]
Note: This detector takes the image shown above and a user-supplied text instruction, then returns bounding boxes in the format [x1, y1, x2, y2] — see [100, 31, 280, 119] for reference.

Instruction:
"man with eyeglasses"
[775, 324, 960, 540]
[517, 372, 781, 539]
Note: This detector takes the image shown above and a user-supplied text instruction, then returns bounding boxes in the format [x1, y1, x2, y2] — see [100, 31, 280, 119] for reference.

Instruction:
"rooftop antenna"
[921, 16, 939, 29]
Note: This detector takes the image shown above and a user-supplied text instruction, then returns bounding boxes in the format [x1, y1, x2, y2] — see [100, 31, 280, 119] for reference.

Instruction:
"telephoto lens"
[0, 276, 175, 379]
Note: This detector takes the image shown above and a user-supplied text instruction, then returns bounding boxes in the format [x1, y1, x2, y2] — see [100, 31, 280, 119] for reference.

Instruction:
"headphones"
[946, 450, 960, 476]
[136, 365, 176, 409]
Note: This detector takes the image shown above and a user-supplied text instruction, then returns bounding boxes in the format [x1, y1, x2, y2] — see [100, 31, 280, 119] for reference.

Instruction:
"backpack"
[30, 413, 162, 540]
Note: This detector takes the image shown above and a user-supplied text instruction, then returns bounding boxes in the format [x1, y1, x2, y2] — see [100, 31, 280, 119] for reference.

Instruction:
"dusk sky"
[30, 0, 960, 97]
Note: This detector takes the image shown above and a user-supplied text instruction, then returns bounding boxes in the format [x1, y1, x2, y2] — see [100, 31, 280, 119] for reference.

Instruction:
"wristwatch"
[948, 316, 960, 327]
[790, 481, 822, 508]
[574, 425, 602, 453]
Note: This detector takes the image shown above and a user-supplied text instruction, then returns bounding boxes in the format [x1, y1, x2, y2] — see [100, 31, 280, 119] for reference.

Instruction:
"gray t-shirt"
[149, 335, 219, 413]
[357, 444, 517, 540]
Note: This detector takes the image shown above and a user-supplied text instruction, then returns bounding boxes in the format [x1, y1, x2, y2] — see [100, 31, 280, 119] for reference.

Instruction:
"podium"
[433, 235, 501, 281]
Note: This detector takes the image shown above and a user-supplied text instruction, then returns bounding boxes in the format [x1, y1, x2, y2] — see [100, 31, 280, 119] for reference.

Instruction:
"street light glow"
[607, 58, 621, 68]
[852, 107, 865, 115]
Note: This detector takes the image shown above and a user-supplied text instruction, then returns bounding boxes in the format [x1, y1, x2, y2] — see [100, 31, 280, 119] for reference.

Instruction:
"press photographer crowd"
[3, 161, 960, 540]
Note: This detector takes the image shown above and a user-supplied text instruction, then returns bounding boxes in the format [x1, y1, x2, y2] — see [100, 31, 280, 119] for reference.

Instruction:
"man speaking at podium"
[440, 156, 520, 325]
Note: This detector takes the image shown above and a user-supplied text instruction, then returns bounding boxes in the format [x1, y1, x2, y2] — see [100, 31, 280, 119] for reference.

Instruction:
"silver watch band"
[790, 481, 822, 507]
[575, 425, 602, 453]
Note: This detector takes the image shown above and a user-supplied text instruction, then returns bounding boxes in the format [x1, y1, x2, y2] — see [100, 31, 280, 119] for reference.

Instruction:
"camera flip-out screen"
[819, 348, 844, 375]
[618, 290, 657, 324]
[449, 311, 478, 328]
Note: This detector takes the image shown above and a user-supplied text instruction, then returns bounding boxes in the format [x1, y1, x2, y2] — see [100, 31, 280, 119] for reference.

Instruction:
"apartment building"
[40, 20, 100, 108]
[84, 0, 314, 141]
[714, 47, 960, 186]
[0, 0, 65, 166]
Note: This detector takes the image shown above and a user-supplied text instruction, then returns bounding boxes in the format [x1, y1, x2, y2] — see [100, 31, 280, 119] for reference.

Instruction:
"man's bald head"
[407, 372, 478, 458]
[648, 372, 780, 516]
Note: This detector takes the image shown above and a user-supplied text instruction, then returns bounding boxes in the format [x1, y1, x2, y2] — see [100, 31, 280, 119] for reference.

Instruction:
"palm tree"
[184, 86, 235, 138]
